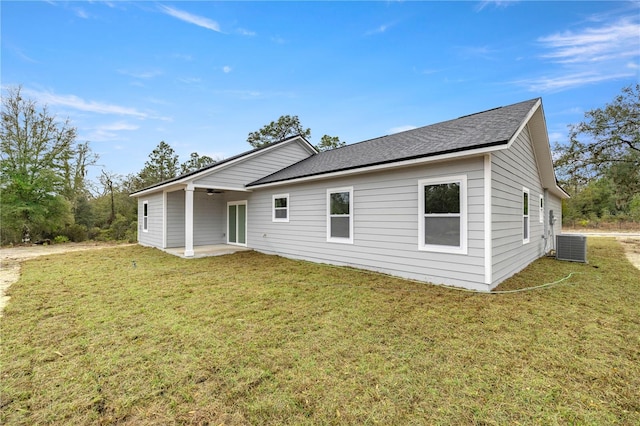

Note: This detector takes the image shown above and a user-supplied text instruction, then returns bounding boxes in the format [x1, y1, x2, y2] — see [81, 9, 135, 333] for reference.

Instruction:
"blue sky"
[2, 1, 639, 182]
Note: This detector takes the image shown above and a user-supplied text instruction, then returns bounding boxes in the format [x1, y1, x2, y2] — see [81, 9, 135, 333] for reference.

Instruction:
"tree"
[247, 115, 311, 148]
[316, 134, 346, 152]
[1, 86, 90, 243]
[180, 152, 216, 174]
[555, 84, 639, 188]
[136, 141, 179, 189]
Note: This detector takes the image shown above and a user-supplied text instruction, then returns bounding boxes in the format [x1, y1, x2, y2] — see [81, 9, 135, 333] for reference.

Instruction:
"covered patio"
[163, 244, 251, 259]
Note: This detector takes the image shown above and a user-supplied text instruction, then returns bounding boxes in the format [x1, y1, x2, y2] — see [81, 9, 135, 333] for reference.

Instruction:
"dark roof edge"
[247, 139, 509, 187]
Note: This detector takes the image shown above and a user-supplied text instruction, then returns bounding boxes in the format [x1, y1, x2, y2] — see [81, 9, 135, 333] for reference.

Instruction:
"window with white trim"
[272, 194, 289, 222]
[539, 194, 544, 224]
[142, 201, 149, 232]
[523, 188, 530, 244]
[418, 176, 467, 254]
[327, 187, 353, 243]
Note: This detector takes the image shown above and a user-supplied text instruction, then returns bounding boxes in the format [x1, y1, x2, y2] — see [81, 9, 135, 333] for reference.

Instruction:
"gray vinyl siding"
[166, 190, 226, 248]
[138, 193, 163, 248]
[248, 157, 488, 290]
[194, 191, 225, 245]
[194, 142, 312, 188]
[491, 125, 546, 286]
[166, 190, 185, 248]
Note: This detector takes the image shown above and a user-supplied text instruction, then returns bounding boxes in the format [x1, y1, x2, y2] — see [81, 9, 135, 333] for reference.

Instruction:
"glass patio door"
[227, 201, 247, 246]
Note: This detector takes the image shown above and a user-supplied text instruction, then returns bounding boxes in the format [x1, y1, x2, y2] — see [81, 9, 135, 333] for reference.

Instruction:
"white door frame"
[227, 200, 247, 247]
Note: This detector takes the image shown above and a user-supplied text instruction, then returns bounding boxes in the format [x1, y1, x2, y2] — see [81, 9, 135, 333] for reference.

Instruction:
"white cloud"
[538, 18, 640, 64]
[118, 69, 163, 79]
[476, 1, 518, 12]
[83, 121, 139, 142]
[99, 121, 140, 131]
[389, 125, 417, 134]
[516, 15, 639, 93]
[159, 5, 222, 33]
[222, 66, 232, 73]
[75, 8, 89, 19]
[237, 28, 256, 36]
[23, 88, 158, 120]
[178, 77, 202, 84]
[515, 71, 635, 93]
[365, 22, 396, 36]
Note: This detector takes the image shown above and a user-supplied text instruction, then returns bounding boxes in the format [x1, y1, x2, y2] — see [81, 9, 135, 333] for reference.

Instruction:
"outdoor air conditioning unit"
[556, 234, 587, 263]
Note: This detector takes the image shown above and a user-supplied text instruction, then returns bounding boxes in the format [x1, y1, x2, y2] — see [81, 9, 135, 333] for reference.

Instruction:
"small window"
[418, 176, 467, 254]
[142, 201, 149, 232]
[523, 188, 530, 244]
[273, 194, 289, 222]
[327, 187, 353, 244]
[539, 194, 544, 224]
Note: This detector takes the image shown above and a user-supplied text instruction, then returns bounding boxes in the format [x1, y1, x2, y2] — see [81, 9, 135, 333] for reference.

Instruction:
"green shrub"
[63, 224, 88, 242]
[87, 227, 102, 240]
[53, 235, 69, 244]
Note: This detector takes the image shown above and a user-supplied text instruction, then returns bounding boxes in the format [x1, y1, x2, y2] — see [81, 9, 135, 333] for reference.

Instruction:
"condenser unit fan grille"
[556, 234, 587, 263]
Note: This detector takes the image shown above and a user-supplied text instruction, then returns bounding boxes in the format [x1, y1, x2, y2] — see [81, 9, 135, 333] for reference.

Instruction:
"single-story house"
[131, 98, 569, 291]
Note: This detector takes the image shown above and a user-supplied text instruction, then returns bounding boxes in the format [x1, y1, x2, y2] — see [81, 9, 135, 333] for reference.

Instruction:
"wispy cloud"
[516, 15, 639, 92]
[457, 45, 498, 60]
[538, 17, 639, 64]
[6, 45, 38, 63]
[158, 5, 222, 33]
[23, 88, 164, 120]
[222, 66, 232, 74]
[117, 69, 163, 79]
[389, 125, 417, 134]
[514, 71, 635, 93]
[74, 8, 89, 19]
[237, 28, 256, 36]
[215, 89, 296, 100]
[84, 121, 140, 142]
[365, 22, 395, 36]
[476, 1, 518, 12]
[178, 77, 202, 84]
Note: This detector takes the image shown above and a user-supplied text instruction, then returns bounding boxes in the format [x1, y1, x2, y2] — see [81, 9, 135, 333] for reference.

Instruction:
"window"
[272, 194, 289, 222]
[327, 187, 353, 243]
[142, 201, 149, 232]
[418, 176, 467, 254]
[539, 194, 544, 224]
[523, 188, 530, 244]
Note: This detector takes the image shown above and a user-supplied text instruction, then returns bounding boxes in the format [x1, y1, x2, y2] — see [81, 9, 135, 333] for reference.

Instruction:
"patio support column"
[184, 184, 195, 257]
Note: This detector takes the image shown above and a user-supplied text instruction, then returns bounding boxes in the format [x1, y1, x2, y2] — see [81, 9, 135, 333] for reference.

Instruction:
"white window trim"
[418, 175, 467, 255]
[272, 193, 290, 223]
[326, 186, 354, 244]
[523, 187, 530, 244]
[142, 201, 149, 232]
[539, 194, 544, 224]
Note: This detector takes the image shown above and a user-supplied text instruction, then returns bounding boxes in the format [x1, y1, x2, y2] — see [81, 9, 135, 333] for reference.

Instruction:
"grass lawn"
[1, 238, 639, 425]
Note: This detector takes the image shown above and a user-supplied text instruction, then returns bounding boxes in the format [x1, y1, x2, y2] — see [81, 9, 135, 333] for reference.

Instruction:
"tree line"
[554, 84, 639, 228]
[0, 87, 346, 245]
[1, 84, 638, 245]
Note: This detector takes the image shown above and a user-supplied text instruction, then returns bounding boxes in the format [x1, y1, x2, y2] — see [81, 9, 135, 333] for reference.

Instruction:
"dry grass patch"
[1, 238, 639, 425]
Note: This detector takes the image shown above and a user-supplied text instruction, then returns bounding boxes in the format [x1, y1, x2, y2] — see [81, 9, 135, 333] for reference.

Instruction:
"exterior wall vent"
[556, 234, 587, 263]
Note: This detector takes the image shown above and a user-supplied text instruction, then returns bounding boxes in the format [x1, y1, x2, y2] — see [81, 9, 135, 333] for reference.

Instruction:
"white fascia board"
[130, 136, 314, 197]
[519, 101, 570, 200]
[505, 98, 542, 149]
[248, 144, 508, 189]
[194, 184, 252, 192]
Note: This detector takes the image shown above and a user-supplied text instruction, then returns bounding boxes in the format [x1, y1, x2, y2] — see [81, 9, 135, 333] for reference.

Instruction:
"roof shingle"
[248, 98, 539, 186]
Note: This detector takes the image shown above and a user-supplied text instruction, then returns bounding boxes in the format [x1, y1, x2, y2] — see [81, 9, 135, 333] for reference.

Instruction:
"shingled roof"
[248, 98, 540, 187]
